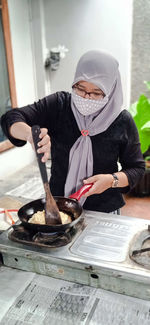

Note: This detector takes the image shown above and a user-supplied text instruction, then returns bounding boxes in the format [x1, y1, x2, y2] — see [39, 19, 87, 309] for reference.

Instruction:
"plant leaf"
[128, 102, 137, 117]
[128, 83, 150, 154]
[134, 95, 150, 130]
[141, 121, 150, 131]
[144, 81, 150, 91]
[138, 131, 150, 153]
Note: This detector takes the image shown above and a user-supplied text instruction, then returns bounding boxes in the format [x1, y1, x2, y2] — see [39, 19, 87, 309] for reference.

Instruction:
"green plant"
[145, 156, 150, 161]
[129, 81, 150, 155]
[145, 156, 150, 169]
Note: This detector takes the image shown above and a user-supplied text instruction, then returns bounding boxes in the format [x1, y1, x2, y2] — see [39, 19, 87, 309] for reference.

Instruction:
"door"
[0, 0, 17, 151]
[0, 8, 11, 142]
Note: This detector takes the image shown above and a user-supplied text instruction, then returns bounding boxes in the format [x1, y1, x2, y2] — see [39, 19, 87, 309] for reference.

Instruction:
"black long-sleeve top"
[1, 91, 145, 213]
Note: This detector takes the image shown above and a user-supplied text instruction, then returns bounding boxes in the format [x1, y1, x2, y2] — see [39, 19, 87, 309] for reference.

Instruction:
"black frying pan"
[17, 184, 92, 233]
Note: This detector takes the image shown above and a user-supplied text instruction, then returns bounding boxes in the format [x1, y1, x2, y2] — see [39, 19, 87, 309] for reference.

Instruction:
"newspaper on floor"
[0, 267, 150, 325]
[6, 177, 44, 200]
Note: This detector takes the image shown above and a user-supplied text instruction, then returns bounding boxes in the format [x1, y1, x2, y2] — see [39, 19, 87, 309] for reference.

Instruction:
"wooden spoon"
[31, 125, 62, 225]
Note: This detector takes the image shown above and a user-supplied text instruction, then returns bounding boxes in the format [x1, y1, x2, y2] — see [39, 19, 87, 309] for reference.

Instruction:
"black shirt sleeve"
[119, 110, 145, 191]
[0, 93, 60, 146]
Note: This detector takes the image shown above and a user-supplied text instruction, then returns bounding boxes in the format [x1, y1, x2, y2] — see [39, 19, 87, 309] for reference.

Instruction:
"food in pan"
[28, 210, 71, 225]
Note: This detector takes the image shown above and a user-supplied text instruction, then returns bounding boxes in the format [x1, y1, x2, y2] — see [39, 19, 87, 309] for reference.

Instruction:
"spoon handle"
[31, 125, 48, 184]
[31, 125, 61, 225]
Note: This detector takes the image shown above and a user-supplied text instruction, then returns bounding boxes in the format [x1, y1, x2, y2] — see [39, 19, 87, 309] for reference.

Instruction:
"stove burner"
[8, 219, 84, 248]
[130, 228, 150, 269]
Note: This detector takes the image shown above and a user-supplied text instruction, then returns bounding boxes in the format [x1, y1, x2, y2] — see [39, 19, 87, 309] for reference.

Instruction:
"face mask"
[72, 91, 109, 116]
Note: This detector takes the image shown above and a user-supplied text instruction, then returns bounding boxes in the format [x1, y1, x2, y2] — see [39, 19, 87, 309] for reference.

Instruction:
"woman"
[1, 50, 145, 214]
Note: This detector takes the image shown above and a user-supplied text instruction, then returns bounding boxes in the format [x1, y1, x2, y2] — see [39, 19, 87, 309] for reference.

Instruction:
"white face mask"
[72, 91, 109, 116]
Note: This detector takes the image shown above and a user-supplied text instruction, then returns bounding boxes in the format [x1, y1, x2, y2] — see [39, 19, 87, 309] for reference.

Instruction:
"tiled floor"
[122, 193, 150, 219]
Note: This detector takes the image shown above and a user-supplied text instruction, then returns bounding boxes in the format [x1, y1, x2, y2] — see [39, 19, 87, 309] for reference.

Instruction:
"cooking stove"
[0, 210, 150, 301]
[8, 218, 85, 248]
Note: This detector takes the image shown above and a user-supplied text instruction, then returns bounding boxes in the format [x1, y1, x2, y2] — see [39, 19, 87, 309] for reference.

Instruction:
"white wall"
[7, 0, 36, 106]
[28, 0, 48, 99]
[0, 143, 35, 180]
[0, 0, 36, 180]
[44, 0, 133, 108]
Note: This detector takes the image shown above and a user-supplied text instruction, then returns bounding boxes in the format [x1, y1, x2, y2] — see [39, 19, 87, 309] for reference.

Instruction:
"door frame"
[0, 0, 17, 152]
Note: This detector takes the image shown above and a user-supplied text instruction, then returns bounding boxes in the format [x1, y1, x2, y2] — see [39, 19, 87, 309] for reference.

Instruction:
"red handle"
[0, 209, 18, 214]
[4, 209, 15, 225]
[69, 183, 93, 201]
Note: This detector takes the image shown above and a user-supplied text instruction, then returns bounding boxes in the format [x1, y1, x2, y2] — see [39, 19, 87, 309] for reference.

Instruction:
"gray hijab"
[64, 50, 123, 204]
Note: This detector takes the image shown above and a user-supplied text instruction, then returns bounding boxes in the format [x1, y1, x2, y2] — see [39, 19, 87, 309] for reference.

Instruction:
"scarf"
[64, 50, 123, 204]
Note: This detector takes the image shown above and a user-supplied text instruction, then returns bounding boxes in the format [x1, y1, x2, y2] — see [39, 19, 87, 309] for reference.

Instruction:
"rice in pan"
[28, 210, 71, 225]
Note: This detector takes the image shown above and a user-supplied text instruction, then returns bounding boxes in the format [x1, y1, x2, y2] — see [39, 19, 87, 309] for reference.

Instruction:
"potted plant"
[128, 81, 150, 196]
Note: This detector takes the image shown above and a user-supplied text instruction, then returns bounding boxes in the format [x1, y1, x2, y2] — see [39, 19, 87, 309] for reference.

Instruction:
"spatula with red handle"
[31, 125, 61, 225]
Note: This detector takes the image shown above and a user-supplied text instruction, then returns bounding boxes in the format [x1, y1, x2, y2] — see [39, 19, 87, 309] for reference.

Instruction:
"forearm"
[92, 172, 129, 189]
[9, 122, 31, 142]
[83, 172, 129, 197]
[113, 171, 129, 188]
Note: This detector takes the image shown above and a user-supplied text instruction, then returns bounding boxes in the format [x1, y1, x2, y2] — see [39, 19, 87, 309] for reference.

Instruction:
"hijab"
[64, 50, 123, 204]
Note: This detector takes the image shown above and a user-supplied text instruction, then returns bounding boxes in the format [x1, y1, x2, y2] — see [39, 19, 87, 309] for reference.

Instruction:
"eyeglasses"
[73, 85, 105, 100]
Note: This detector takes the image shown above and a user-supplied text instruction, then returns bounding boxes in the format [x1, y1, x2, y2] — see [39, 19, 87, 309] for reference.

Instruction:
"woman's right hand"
[28, 128, 51, 163]
[9, 122, 51, 163]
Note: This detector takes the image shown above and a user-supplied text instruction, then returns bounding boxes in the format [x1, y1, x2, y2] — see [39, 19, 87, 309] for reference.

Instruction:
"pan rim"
[17, 196, 83, 231]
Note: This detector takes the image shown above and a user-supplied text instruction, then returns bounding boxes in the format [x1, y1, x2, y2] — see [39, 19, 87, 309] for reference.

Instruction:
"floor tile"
[122, 193, 150, 219]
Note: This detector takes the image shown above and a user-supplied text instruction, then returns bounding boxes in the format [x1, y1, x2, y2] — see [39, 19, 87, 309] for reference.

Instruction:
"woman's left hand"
[83, 174, 113, 197]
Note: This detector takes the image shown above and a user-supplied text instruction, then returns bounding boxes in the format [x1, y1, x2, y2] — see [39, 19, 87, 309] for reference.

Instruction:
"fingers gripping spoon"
[31, 125, 62, 225]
